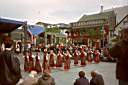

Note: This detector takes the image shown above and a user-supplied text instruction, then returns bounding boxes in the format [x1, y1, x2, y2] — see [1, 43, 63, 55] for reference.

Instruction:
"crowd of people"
[23, 43, 103, 73]
[0, 36, 106, 85]
[19, 70, 104, 85]
[1, 25, 128, 85]
[74, 70, 104, 85]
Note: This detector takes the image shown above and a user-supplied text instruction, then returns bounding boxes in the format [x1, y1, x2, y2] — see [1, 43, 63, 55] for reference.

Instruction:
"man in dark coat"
[0, 36, 21, 85]
[37, 72, 55, 85]
[90, 71, 104, 85]
[109, 27, 128, 85]
[74, 71, 89, 85]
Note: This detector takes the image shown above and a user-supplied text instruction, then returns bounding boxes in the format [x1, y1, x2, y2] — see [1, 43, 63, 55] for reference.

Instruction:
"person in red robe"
[73, 49, 79, 66]
[28, 51, 35, 72]
[24, 51, 29, 72]
[49, 50, 56, 68]
[94, 50, 100, 63]
[42, 48, 51, 73]
[80, 48, 87, 67]
[42, 49, 51, 73]
[56, 50, 63, 70]
[87, 48, 93, 63]
[35, 51, 42, 73]
[64, 50, 71, 71]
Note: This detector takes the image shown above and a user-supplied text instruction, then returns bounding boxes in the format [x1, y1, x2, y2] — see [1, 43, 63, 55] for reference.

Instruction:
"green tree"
[46, 27, 60, 33]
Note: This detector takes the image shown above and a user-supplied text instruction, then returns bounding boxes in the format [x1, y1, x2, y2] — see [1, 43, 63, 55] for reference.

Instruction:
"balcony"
[70, 19, 107, 28]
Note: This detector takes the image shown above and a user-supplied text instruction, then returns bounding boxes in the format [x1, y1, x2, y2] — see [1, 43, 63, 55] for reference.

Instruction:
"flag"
[27, 25, 45, 35]
[27, 28, 33, 37]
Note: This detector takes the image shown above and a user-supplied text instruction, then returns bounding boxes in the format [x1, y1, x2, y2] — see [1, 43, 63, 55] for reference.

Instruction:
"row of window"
[71, 19, 106, 27]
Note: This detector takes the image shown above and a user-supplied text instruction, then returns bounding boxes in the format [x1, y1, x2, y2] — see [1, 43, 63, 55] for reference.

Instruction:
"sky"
[0, 0, 127, 24]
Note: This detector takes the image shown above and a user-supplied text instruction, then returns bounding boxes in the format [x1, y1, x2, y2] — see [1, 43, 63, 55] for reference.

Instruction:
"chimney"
[100, 5, 103, 13]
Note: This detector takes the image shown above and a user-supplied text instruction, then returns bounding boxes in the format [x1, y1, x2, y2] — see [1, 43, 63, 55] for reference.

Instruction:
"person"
[42, 48, 51, 73]
[74, 71, 89, 85]
[21, 70, 38, 85]
[64, 50, 71, 71]
[109, 27, 128, 85]
[56, 50, 63, 70]
[87, 48, 93, 63]
[28, 51, 35, 72]
[24, 51, 29, 72]
[35, 51, 42, 73]
[0, 36, 21, 85]
[49, 50, 56, 68]
[94, 50, 100, 63]
[80, 48, 87, 66]
[90, 70, 104, 85]
[15, 41, 20, 54]
[73, 49, 79, 66]
[37, 72, 55, 85]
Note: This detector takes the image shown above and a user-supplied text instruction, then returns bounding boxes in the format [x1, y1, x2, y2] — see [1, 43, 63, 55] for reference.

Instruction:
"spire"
[100, 5, 104, 13]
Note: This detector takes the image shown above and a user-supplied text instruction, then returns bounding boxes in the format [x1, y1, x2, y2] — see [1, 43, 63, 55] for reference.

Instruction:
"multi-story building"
[36, 22, 70, 45]
[103, 5, 128, 46]
[111, 5, 128, 36]
[69, 10, 116, 48]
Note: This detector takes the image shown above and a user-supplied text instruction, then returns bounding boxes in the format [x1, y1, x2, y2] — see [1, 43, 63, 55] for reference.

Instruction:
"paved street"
[19, 53, 118, 85]
[51, 62, 118, 85]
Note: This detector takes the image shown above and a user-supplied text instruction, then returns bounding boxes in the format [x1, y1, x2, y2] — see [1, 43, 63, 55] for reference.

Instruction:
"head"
[75, 49, 78, 52]
[29, 70, 37, 78]
[3, 36, 13, 48]
[78, 71, 85, 78]
[44, 48, 47, 53]
[42, 72, 51, 80]
[50, 50, 53, 54]
[66, 50, 70, 54]
[91, 71, 97, 78]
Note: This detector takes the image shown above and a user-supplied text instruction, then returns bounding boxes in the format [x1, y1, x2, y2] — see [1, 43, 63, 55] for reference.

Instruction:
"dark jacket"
[74, 77, 89, 85]
[37, 73, 55, 85]
[90, 74, 104, 85]
[0, 50, 21, 85]
[110, 40, 128, 81]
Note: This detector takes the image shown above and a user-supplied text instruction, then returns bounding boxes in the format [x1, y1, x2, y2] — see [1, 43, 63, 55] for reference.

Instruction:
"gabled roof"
[0, 18, 24, 33]
[79, 11, 115, 22]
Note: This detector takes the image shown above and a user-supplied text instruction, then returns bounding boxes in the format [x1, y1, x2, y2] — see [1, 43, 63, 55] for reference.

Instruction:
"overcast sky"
[0, 0, 127, 24]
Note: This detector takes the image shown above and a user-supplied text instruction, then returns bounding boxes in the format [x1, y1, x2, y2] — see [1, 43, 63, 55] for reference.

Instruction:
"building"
[103, 5, 128, 46]
[36, 22, 70, 45]
[69, 10, 116, 48]
[110, 5, 128, 36]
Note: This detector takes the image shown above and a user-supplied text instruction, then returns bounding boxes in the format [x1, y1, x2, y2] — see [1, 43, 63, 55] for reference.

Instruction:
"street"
[19, 54, 118, 85]
[51, 62, 118, 85]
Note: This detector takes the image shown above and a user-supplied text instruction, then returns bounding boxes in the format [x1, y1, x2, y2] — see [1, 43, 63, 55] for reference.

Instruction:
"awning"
[27, 25, 45, 35]
[0, 18, 24, 33]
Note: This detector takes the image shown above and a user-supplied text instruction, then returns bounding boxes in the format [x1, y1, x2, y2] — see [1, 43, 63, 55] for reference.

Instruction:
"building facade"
[68, 10, 116, 48]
